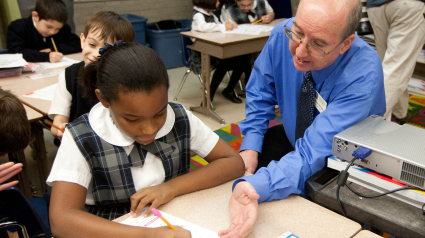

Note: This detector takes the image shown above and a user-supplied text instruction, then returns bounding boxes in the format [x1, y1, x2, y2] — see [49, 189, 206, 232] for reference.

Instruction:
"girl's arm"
[130, 138, 245, 216]
[49, 181, 191, 238]
[192, 12, 227, 32]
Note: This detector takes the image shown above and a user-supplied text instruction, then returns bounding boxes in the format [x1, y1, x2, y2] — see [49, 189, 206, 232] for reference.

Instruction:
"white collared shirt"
[220, 0, 274, 25]
[47, 102, 219, 205]
[32, 17, 46, 42]
[191, 6, 226, 33]
[48, 71, 72, 119]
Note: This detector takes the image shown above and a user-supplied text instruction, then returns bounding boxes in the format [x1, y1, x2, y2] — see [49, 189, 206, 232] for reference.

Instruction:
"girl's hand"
[154, 226, 192, 238]
[262, 15, 271, 24]
[130, 183, 176, 218]
[225, 21, 238, 31]
[55, 123, 67, 139]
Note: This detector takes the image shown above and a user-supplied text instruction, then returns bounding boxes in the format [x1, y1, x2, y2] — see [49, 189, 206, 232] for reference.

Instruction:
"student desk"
[1, 53, 82, 195]
[180, 19, 285, 124]
[114, 176, 362, 237]
[307, 167, 425, 238]
[353, 230, 382, 238]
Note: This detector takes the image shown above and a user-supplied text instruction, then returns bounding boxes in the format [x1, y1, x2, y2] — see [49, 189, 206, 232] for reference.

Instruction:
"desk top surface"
[353, 230, 382, 238]
[115, 177, 361, 238]
[23, 105, 43, 122]
[181, 19, 285, 45]
[0, 53, 82, 115]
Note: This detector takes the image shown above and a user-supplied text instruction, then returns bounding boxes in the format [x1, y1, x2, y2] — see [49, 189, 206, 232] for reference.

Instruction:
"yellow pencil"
[51, 38, 58, 52]
[251, 18, 263, 25]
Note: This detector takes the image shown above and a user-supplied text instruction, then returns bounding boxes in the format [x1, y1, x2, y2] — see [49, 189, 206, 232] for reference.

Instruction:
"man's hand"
[239, 150, 258, 174]
[40, 48, 52, 53]
[218, 182, 259, 238]
[49, 52, 63, 63]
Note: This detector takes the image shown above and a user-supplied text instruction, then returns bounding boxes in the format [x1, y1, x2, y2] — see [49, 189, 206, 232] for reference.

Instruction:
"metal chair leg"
[174, 69, 191, 101]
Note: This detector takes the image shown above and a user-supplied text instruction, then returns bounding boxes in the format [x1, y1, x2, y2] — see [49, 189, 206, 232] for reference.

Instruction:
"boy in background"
[0, 89, 31, 191]
[7, 0, 81, 63]
[48, 11, 135, 140]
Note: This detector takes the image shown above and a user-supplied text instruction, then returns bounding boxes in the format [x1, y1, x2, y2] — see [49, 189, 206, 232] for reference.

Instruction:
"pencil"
[51, 38, 58, 52]
[44, 119, 64, 132]
[151, 208, 177, 230]
[227, 14, 229, 22]
[251, 18, 263, 25]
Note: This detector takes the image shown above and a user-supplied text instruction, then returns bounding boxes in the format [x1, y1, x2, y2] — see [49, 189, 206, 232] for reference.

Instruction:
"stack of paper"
[226, 24, 274, 35]
[328, 156, 425, 209]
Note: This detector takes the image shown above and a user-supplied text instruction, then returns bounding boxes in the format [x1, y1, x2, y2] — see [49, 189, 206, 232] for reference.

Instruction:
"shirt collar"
[194, 6, 213, 16]
[32, 16, 46, 42]
[88, 102, 175, 147]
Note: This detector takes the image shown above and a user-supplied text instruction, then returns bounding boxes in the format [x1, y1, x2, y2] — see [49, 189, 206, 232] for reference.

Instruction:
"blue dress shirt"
[235, 18, 386, 203]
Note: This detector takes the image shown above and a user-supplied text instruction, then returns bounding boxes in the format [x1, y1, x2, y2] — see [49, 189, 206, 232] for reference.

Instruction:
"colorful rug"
[407, 94, 425, 128]
[190, 94, 425, 171]
[189, 108, 282, 171]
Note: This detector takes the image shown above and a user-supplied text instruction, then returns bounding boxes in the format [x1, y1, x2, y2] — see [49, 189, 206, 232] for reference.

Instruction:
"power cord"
[335, 146, 425, 217]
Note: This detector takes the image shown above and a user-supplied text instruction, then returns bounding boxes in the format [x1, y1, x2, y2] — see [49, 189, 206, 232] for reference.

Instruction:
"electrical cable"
[336, 156, 358, 217]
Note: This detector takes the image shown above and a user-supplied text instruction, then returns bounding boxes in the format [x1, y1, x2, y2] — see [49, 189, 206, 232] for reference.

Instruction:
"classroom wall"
[73, 0, 194, 35]
[0, 0, 22, 49]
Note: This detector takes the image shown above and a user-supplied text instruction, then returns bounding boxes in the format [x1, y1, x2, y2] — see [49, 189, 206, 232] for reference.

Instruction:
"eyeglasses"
[284, 21, 342, 58]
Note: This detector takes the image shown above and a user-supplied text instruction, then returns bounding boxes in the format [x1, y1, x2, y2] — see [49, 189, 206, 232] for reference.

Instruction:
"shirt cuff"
[231, 173, 272, 203]
[46, 169, 91, 189]
[239, 132, 264, 153]
[48, 108, 70, 120]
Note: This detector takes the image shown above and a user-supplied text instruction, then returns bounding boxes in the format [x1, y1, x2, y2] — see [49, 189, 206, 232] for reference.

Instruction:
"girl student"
[190, 0, 251, 103]
[47, 42, 245, 237]
[221, 0, 275, 25]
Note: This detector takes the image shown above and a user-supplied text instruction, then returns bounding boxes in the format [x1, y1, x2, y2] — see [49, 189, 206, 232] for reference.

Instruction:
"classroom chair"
[173, 36, 243, 108]
[0, 187, 52, 238]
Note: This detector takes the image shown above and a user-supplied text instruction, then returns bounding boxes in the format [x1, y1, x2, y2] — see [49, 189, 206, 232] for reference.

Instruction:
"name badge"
[314, 90, 327, 113]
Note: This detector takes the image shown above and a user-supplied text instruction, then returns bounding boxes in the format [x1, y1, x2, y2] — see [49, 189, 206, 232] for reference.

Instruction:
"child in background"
[0, 89, 31, 191]
[48, 11, 135, 140]
[7, 0, 81, 63]
[221, 0, 275, 25]
[47, 43, 245, 237]
[191, 0, 250, 103]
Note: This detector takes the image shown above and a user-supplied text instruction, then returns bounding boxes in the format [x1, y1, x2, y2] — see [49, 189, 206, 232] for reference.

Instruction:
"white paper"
[23, 83, 57, 101]
[121, 208, 218, 238]
[27, 69, 61, 80]
[225, 24, 274, 35]
[38, 57, 79, 69]
[0, 54, 28, 68]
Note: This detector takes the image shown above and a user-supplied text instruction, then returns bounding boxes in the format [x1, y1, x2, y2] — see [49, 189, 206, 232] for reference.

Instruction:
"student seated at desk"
[48, 11, 135, 140]
[0, 89, 31, 191]
[221, 0, 275, 25]
[47, 43, 245, 237]
[6, 0, 81, 63]
[191, 0, 251, 103]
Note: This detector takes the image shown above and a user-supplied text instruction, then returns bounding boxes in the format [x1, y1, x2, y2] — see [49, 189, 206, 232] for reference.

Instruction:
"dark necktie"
[295, 71, 316, 141]
[247, 10, 256, 19]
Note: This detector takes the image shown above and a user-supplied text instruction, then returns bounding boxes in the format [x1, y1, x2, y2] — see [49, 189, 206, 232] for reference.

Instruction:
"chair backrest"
[180, 35, 193, 68]
[0, 187, 52, 238]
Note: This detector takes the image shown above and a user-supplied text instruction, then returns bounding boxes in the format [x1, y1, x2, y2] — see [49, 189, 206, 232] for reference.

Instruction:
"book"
[327, 156, 425, 209]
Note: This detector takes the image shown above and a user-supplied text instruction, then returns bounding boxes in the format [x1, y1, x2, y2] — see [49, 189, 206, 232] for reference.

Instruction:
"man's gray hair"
[341, 0, 362, 40]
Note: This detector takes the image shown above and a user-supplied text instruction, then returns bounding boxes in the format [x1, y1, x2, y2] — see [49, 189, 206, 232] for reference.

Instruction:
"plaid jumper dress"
[66, 103, 191, 220]
[227, 0, 267, 24]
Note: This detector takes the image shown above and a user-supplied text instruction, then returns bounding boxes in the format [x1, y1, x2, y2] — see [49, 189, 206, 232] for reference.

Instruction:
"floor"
[0, 66, 248, 197]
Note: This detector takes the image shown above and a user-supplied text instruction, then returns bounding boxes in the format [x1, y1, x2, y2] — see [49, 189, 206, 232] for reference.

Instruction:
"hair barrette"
[98, 40, 126, 60]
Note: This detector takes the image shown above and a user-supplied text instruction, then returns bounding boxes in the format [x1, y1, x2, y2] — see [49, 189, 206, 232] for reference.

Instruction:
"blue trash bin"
[147, 19, 191, 69]
[121, 14, 148, 46]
